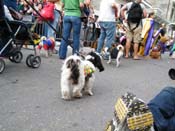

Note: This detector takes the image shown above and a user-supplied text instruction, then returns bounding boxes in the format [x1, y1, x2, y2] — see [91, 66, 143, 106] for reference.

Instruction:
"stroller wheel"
[9, 56, 15, 63]
[13, 51, 23, 63]
[0, 59, 5, 74]
[31, 56, 41, 68]
[26, 54, 34, 67]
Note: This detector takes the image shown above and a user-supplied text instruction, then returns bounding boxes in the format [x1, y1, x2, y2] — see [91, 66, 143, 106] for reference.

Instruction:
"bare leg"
[133, 43, 139, 59]
[125, 39, 131, 58]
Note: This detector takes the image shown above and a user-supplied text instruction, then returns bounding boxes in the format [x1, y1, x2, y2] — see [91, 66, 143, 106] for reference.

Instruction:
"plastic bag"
[40, 2, 55, 21]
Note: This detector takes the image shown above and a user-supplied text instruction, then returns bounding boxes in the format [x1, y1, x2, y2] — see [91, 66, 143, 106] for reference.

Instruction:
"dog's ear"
[86, 54, 95, 61]
[76, 59, 81, 66]
[66, 59, 74, 68]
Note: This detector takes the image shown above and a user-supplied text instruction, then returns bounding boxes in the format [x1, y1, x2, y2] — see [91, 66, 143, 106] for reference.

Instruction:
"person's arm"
[120, 4, 127, 19]
[61, 0, 64, 8]
[84, 0, 91, 6]
[112, 2, 119, 18]
[80, 1, 84, 8]
[142, 8, 147, 18]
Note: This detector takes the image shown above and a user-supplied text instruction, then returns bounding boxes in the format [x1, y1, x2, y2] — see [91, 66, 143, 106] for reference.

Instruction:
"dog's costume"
[139, 18, 155, 56]
[37, 38, 55, 50]
[32, 33, 41, 45]
[105, 92, 154, 131]
[84, 65, 95, 76]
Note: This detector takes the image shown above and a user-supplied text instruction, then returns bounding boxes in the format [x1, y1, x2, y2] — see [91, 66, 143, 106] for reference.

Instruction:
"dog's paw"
[61, 96, 71, 100]
[116, 63, 120, 67]
[107, 61, 111, 64]
[88, 91, 93, 96]
[84, 90, 93, 96]
[73, 91, 82, 98]
[62, 91, 71, 100]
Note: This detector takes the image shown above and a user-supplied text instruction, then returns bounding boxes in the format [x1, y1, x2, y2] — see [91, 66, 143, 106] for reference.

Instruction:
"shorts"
[126, 23, 142, 44]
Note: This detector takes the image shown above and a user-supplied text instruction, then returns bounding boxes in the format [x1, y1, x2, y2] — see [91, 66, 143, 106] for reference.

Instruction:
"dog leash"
[61, 37, 85, 59]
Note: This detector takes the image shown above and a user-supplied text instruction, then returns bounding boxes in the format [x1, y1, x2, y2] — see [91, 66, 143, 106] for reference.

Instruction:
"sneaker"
[101, 52, 109, 60]
[103, 54, 109, 60]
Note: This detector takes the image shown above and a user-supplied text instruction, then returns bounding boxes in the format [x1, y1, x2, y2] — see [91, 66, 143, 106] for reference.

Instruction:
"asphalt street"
[0, 47, 175, 131]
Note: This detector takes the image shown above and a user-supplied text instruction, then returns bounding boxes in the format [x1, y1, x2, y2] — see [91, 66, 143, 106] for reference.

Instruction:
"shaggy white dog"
[60, 52, 104, 100]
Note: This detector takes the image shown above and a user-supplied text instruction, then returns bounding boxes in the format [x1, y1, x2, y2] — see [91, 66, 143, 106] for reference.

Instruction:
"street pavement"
[0, 47, 175, 131]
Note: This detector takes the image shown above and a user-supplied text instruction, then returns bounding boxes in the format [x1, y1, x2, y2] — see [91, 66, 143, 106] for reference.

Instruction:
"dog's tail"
[117, 45, 124, 51]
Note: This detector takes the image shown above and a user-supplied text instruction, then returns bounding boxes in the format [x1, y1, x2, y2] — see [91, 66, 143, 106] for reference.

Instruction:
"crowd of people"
[4, 0, 174, 60]
[3, 0, 175, 60]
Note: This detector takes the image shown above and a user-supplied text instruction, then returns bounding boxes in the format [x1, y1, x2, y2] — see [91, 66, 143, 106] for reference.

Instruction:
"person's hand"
[123, 19, 127, 23]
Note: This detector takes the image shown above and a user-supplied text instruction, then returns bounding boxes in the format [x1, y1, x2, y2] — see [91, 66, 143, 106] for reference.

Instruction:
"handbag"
[8, 7, 23, 20]
[40, 2, 55, 21]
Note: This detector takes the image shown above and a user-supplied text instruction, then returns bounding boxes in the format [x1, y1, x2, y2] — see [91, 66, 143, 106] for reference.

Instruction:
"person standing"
[44, 0, 62, 40]
[152, 24, 166, 47]
[96, 0, 119, 54]
[58, 0, 84, 59]
[121, 0, 147, 60]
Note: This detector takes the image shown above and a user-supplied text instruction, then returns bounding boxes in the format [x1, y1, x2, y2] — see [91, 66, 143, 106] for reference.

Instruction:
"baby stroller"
[0, 0, 41, 74]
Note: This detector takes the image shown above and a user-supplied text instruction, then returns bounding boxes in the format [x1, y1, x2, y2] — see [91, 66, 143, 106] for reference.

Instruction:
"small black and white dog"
[60, 52, 104, 100]
[104, 44, 124, 67]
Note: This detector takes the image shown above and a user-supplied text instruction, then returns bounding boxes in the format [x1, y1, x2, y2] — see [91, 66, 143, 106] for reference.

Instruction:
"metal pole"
[166, 0, 171, 19]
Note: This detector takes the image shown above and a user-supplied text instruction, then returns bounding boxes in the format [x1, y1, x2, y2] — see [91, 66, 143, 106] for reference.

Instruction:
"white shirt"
[98, 0, 116, 22]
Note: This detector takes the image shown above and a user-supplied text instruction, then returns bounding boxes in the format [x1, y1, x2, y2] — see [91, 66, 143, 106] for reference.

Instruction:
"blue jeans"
[44, 9, 61, 39]
[59, 16, 81, 59]
[148, 86, 175, 131]
[96, 21, 116, 53]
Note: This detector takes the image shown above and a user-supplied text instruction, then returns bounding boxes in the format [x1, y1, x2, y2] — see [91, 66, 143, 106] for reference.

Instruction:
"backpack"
[127, 2, 143, 31]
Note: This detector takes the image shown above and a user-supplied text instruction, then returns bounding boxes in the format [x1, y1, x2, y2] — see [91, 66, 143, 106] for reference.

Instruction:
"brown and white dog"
[103, 44, 124, 67]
